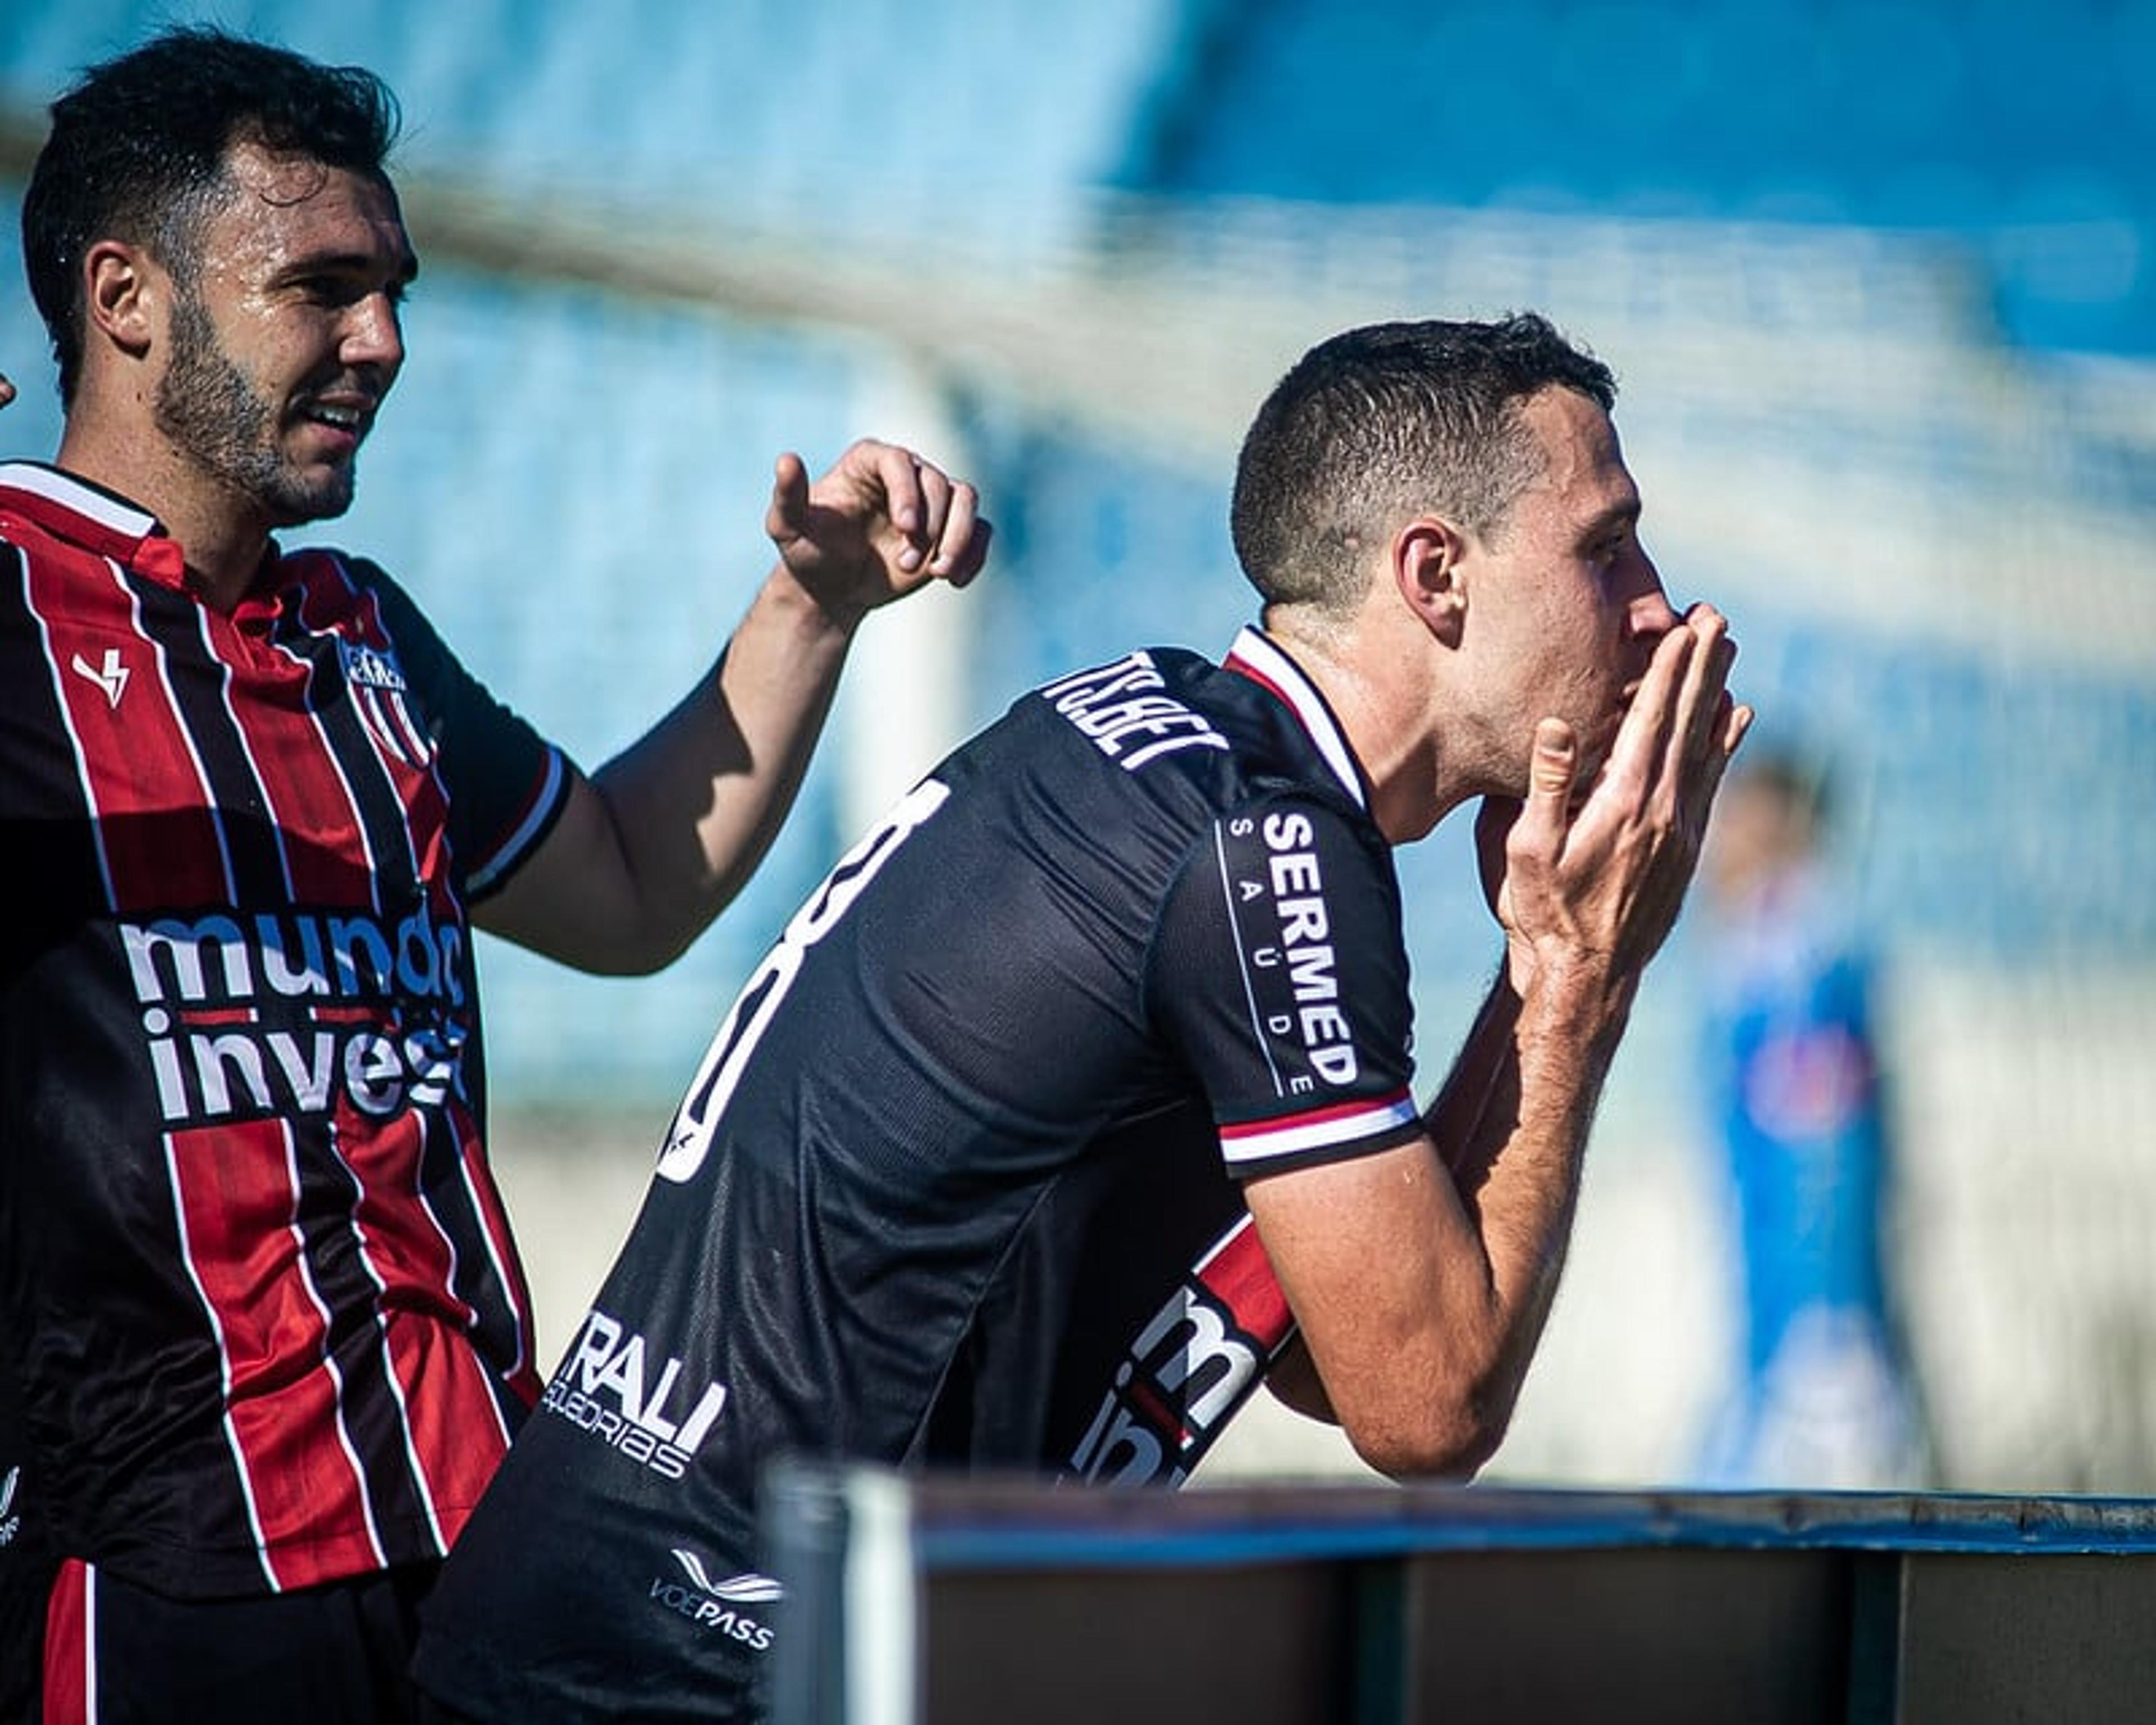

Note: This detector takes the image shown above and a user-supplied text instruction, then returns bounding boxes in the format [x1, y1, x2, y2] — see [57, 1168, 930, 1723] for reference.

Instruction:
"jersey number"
[654, 778, 951, 1184]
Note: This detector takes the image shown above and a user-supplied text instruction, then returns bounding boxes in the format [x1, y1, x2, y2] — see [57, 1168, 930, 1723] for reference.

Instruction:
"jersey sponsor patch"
[124, 905, 471, 1126]
[540, 1309, 729, 1481]
[1039, 651, 1231, 771]
[647, 1546, 779, 1651]
[1066, 1212, 1291, 1485]
[1202, 801, 1420, 1171]
[1214, 806, 1369, 1086]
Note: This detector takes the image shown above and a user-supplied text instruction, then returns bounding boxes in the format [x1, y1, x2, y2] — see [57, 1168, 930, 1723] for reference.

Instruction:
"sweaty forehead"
[200, 142, 415, 277]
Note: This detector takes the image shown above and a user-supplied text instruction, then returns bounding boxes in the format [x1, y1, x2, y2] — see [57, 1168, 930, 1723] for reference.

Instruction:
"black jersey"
[0, 464, 566, 1599]
[416, 627, 1425, 1721]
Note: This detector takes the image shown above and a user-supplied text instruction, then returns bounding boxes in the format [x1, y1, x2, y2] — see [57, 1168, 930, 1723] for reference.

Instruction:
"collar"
[1223, 624, 1369, 811]
[0, 461, 188, 587]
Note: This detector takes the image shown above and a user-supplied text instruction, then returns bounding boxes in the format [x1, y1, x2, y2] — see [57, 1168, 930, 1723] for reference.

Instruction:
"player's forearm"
[1422, 965, 1522, 1178]
[1256, 964, 1627, 1479]
[1412, 960, 1631, 1454]
[589, 563, 856, 964]
[1436, 947, 1632, 1186]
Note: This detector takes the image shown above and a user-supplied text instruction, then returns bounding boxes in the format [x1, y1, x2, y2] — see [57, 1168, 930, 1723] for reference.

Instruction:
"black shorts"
[42, 1558, 441, 1724]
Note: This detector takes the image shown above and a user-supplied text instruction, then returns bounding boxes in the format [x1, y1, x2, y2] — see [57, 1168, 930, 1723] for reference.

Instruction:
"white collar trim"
[1224, 625, 1367, 810]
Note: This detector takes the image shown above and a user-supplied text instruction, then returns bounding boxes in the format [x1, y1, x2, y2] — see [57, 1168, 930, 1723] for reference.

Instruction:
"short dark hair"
[21, 25, 401, 405]
[1230, 313, 1618, 617]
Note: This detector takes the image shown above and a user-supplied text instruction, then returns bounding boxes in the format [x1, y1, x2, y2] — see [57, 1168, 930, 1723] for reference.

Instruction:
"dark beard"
[152, 290, 358, 527]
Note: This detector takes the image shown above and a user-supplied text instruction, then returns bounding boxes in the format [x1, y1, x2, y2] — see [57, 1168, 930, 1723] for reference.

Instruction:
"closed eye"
[1579, 501, 1643, 571]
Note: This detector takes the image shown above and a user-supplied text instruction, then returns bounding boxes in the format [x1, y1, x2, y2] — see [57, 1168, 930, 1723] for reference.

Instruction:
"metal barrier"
[761, 1466, 2156, 1724]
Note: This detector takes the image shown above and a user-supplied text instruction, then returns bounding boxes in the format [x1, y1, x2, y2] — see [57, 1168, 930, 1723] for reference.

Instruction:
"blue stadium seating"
[2, 0, 2150, 1105]
[1131, 0, 2156, 357]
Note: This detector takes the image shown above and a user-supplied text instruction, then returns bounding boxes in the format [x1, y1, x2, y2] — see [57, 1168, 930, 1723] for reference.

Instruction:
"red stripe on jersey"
[1222, 652, 1294, 714]
[1193, 1211, 1293, 1354]
[293, 563, 456, 891]
[41, 1559, 88, 1725]
[167, 1120, 381, 1591]
[227, 638, 375, 910]
[222, 595, 377, 908]
[28, 550, 230, 908]
[1218, 1088, 1414, 1140]
[338, 1112, 519, 1537]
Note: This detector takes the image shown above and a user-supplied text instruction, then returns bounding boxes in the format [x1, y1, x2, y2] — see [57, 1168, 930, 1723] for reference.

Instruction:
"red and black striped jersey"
[0, 462, 570, 1598]
[416, 627, 1425, 1722]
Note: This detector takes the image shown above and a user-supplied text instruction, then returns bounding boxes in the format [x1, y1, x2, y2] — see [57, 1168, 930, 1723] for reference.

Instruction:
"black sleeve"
[1145, 793, 1424, 1179]
[353, 560, 574, 902]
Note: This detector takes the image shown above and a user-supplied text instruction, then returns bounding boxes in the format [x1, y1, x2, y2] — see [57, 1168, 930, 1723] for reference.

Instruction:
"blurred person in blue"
[0, 22, 988, 1722]
[1691, 745, 1933, 1490]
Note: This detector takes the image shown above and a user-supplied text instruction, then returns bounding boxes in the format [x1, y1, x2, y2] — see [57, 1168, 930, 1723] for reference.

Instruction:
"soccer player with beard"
[0, 26, 987, 1721]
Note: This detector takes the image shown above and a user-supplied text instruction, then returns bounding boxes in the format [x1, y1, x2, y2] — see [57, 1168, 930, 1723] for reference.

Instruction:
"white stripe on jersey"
[463, 746, 568, 897]
[1224, 626, 1366, 810]
[1219, 1088, 1419, 1168]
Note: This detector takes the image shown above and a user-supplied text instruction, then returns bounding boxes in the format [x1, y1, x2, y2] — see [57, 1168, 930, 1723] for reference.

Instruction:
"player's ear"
[1394, 516, 1467, 648]
[83, 240, 159, 361]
